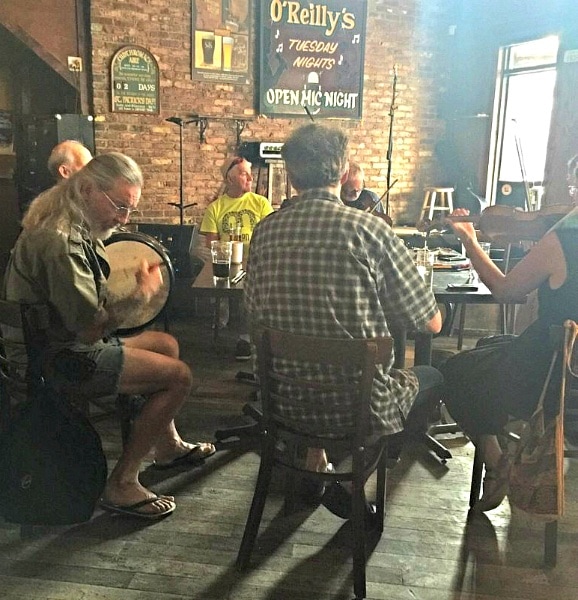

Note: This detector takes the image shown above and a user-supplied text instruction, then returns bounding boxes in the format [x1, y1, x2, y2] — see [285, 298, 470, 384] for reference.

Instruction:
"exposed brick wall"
[90, 0, 448, 226]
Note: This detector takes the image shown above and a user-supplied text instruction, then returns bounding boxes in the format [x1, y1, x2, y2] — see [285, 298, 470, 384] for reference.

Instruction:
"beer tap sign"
[191, 1, 252, 85]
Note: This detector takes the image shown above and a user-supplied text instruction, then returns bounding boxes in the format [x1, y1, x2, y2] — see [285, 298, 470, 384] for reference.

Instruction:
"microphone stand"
[384, 65, 398, 221]
[166, 116, 198, 224]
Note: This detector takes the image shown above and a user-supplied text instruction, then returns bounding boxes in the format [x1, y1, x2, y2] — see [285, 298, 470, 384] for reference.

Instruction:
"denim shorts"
[45, 336, 124, 400]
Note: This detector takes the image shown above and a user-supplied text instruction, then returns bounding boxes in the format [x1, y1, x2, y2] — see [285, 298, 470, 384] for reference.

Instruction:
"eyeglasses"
[101, 190, 140, 217]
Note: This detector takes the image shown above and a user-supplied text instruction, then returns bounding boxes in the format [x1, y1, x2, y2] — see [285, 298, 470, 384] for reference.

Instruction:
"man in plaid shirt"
[245, 124, 443, 479]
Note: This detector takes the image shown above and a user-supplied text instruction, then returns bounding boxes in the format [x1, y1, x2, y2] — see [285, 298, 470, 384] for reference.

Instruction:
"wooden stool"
[421, 187, 454, 221]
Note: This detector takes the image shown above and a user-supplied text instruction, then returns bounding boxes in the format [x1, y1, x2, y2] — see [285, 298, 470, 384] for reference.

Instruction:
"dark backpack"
[0, 384, 108, 525]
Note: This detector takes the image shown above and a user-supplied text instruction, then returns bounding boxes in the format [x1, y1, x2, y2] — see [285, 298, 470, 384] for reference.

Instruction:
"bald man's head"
[48, 140, 93, 180]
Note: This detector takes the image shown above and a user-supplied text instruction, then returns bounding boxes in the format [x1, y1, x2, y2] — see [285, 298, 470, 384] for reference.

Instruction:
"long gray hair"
[22, 152, 143, 232]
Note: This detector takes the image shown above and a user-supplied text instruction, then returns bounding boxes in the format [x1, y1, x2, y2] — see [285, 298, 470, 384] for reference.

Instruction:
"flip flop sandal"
[99, 495, 176, 520]
[152, 443, 216, 470]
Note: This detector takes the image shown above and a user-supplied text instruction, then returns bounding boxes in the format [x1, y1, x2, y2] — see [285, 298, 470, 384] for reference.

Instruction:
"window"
[486, 36, 559, 209]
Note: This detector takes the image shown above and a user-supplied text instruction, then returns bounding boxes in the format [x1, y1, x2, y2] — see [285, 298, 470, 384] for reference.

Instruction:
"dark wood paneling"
[0, 1, 90, 112]
[0, 0, 78, 66]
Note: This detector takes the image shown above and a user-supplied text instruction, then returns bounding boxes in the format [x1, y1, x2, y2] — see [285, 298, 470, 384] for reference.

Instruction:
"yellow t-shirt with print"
[200, 192, 274, 247]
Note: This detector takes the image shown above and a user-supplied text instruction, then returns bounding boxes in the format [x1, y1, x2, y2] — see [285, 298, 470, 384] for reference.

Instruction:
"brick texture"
[90, 0, 449, 226]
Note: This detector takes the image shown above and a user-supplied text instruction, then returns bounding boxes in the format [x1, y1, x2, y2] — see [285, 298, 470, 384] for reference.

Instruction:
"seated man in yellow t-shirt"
[200, 157, 273, 359]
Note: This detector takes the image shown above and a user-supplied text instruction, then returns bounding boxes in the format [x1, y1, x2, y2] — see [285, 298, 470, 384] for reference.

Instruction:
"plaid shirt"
[245, 189, 439, 435]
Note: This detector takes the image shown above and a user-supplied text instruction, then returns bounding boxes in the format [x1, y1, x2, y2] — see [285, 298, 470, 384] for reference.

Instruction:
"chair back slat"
[269, 372, 359, 393]
[264, 328, 392, 366]
[257, 327, 392, 442]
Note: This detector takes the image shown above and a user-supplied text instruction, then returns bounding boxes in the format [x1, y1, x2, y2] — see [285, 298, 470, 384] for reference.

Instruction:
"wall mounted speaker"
[495, 181, 527, 209]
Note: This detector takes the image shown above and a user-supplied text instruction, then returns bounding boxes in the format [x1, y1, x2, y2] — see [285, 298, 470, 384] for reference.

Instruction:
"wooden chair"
[236, 328, 393, 600]
[469, 320, 578, 567]
[0, 301, 48, 429]
[0, 302, 49, 536]
[0, 300, 133, 447]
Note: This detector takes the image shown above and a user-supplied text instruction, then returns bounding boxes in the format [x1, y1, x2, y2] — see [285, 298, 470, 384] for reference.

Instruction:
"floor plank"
[1, 315, 577, 599]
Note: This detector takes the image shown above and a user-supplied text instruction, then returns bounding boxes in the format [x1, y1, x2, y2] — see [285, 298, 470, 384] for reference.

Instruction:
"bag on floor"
[0, 384, 108, 525]
[508, 329, 570, 520]
[508, 401, 564, 520]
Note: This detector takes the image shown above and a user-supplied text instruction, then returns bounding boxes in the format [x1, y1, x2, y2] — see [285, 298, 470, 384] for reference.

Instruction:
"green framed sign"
[111, 46, 160, 114]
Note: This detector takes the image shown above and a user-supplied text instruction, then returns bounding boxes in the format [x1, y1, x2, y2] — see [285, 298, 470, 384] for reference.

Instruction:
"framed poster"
[192, 0, 252, 85]
[111, 46, 160, 114]
[259, 0, 367, 119]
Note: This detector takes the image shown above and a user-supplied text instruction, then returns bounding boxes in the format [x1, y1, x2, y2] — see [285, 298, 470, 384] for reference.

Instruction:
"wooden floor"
[1, 314, 577, 600]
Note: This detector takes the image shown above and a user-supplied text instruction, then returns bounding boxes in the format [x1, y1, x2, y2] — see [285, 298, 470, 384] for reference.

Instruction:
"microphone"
[166, 116, 183, 125]
[305, 71, 320, 92]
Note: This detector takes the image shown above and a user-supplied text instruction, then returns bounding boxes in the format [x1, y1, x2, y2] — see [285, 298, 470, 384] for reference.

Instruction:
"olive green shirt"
[3, 225, 108, 343]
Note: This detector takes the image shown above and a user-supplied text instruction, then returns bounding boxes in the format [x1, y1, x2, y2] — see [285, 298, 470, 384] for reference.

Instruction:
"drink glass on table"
[231, 241, 243, 264]
[211, 240, 232, 280]
[414, 248, 435, 289]
[231, 224, 243, 264]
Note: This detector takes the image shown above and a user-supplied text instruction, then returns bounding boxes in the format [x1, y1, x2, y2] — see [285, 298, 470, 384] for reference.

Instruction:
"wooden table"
[391, 268, 497, 368]
[417, 269, 497, 365]
[192, 261, 498, 352]
[191, 260, 245, 297]
[191, 260, 246, 339]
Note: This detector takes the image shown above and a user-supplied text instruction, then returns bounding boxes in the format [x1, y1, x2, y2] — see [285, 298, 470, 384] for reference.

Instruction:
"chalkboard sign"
[111, 46, 160, 114]
[259, 0, 367, 119]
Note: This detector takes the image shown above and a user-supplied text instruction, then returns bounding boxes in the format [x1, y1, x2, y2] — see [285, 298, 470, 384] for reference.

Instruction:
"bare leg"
[305, 447, 328, 471]
[478, 434, 502, 469]
[125, 330, 180, 358]
[103, 331, 213, 514]
[122, 331, 214, 463]
[474, 434, 508, 512]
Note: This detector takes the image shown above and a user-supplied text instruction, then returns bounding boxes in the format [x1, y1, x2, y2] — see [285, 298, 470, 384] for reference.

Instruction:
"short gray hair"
[347, 161, 364, 180]
[47, 140, 91, 179]
[281, 124, 348, 191]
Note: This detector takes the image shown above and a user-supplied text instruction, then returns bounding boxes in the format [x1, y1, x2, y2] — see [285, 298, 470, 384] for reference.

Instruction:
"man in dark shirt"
[340, 161, 383, 213]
